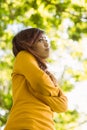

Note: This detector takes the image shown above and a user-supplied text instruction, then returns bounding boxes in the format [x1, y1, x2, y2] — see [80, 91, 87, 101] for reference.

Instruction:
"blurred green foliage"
[0, 0, 87, 129]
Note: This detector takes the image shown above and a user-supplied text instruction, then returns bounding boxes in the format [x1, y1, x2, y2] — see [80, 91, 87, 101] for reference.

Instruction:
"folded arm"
[29, 86, 68, 113]
[13, 51, 68, 112]
[13, 51, 59, 96]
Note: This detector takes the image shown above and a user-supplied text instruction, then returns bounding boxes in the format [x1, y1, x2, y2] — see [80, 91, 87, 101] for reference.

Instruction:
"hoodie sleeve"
[28, 85, 68, 113]
[13, 51, 68, 112]
[13, 51, 60, 96]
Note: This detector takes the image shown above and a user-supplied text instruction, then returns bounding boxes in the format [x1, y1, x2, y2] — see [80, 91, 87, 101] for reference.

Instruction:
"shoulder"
[14, 50, 38, 66]
[16, 51, 36, 61]
[17, 50, 34, 59]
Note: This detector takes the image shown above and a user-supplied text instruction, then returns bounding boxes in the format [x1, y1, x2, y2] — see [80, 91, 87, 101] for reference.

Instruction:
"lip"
[45, 48, 50, 51]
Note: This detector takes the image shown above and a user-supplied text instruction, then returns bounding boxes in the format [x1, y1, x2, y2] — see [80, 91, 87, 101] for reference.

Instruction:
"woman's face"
[32, 34, 50, 59]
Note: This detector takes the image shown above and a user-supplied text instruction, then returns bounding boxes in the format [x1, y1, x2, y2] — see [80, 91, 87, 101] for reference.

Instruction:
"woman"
[4, 28, 68, 130]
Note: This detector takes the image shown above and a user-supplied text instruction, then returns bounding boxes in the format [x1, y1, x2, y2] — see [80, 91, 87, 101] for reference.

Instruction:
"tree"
[0, 0, 87, 129]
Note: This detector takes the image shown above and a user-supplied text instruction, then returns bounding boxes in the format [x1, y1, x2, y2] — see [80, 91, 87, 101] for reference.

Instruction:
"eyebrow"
[39, 37, 46, 39]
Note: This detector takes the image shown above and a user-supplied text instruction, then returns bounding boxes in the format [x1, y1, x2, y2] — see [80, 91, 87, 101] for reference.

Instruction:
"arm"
[13, 51, 68, 112]
[28, 85, 68, 113]
[13, 51, 59, 96]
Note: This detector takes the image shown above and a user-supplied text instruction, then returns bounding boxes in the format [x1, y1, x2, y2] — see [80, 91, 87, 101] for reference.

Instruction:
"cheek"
[36, 44, 44, 51]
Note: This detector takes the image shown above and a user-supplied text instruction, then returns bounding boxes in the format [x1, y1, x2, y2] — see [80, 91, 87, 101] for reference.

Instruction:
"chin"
[42, 55, 49, 59]
[39, 53, 49, 59]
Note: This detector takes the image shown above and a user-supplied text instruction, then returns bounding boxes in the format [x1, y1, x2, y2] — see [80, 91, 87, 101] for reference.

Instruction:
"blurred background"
[0, 0, 87, 130]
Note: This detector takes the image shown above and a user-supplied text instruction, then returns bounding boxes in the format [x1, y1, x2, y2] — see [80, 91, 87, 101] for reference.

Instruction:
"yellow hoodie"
[4, 51, 68, 130]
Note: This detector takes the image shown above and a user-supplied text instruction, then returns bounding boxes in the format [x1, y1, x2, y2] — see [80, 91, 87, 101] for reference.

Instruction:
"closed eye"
[38, 39, 44, 42]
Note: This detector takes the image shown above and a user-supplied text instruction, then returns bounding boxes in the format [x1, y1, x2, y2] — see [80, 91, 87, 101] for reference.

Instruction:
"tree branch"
[45, 0, 87, 20]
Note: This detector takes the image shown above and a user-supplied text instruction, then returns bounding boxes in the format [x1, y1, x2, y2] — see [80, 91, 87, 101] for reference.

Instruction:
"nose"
[44, 40, 50, 48]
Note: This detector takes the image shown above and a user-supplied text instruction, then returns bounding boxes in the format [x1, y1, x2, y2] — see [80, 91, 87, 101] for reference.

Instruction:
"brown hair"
[12, 28, 47, 70]
[12, 28, 58, 87]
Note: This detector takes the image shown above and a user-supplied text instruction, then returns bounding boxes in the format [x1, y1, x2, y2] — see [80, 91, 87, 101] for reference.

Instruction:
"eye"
[38, 39, 43, 42]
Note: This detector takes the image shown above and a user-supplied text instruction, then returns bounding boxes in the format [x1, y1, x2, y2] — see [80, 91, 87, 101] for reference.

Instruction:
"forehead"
[41, 34, 49, 40]
[41, 34, 46, 38]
